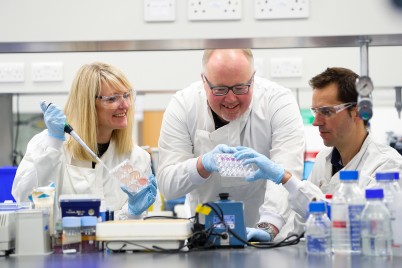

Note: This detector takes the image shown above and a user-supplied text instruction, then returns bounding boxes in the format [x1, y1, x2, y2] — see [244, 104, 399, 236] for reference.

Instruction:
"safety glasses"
[310, 102, 357, 118]
[203, 72, 255, 96]
[96, 89, 134, 109]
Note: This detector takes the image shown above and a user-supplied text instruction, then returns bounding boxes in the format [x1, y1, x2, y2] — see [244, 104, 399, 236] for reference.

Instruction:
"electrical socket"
[0, 63, 25, 82]
[188, 0, 242, 21]
[144, 0, 176, 22]
[255, 0, 309, 20]
[270, 58, 303, 78]
[32, 62, 63, 82]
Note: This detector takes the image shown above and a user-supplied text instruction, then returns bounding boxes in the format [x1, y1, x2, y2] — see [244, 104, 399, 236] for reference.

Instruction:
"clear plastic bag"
[109, 159, 149, 193]
[214, 153, 255, 177]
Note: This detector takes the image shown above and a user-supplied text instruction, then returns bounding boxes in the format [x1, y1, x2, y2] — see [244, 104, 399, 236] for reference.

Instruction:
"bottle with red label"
[331, 170, 365, 254]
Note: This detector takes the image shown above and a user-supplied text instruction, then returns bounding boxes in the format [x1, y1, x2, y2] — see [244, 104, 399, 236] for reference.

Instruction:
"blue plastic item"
[0, 166, 17, 202]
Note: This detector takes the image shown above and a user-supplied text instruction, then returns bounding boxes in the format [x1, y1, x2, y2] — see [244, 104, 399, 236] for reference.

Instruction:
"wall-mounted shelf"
[1, 34, 402, 53]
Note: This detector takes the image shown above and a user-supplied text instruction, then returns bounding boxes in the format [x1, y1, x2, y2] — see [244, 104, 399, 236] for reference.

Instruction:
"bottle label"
[306, 235, 329, 253]
[349, 205, 364, 251]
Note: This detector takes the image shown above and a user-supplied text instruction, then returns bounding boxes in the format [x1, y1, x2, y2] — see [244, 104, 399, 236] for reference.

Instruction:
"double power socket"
[0, 62, 63, 83]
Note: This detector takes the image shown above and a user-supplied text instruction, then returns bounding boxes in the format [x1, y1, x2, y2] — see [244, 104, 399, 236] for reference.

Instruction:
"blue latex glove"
[201, 144, 237, 173]
[233, 147, 284, 184]
[40, 101, 66, 141]
[246, 227, 272, 242]
[121, 174, 157, 215]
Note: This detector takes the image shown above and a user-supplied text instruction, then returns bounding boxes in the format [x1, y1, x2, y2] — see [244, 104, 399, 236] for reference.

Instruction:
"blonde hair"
[64, 62, 134, 161]
[202, 49, 254, 73]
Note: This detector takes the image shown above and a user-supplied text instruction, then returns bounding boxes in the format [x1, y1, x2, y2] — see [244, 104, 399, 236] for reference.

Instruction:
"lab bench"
[1, 242, 401, 268]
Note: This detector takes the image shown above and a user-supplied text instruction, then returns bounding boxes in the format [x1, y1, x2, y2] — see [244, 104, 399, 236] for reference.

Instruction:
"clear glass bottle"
[305, 201, 332, 255]
[361, 188, 392, 256]
[331, 170, 365, 254]
[375, 171, 401, 256]
[62, 216, 81, 253]
[52, 219, 63, 254]
[325, 194, 333, 220]
[81, 216, 98, 253]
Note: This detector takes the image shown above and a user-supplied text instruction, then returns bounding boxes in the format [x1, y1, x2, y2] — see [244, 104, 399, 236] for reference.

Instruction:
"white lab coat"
[12, 130, 152, 218]
[284, 133, 402, 234]
[157, 76, 305, 239]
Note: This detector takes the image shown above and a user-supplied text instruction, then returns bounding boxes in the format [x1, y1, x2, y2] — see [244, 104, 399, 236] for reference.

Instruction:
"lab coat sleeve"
[283, 177, 325, 219]
[157, 92, 206, 200]
[258, 86, 305, 233]
[12, 130, 65, 202]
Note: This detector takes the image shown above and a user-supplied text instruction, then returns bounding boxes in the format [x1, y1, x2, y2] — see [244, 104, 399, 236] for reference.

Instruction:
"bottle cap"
[81, 216, 98, 227]
[376, 172, 397, 181]
[365, 188, 384, 199]
[62, 216, 81, 228]
[339, 170, 358, 181]
[325, 194, 333, 199]
[308, 201, 326, 213]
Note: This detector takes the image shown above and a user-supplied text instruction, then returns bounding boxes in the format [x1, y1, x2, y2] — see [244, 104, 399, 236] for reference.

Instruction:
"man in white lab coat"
[157, 49, 305, 242]
[234, 67, 402, 224]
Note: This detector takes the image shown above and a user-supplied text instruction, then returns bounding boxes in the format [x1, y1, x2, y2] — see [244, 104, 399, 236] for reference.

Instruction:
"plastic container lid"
[309, 201, 326, 213]
[365, 188, 384, 199]
[325, 194, 333, 199]
[376, 172, 398, 181]
[62, 216, 81, 228]
[81, 216, 98, 227]
[339, 170, 358, 181]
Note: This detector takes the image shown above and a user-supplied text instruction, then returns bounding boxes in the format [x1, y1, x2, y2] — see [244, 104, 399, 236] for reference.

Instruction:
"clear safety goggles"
[96, 89, 134, 109]
[310, 102, 356, 118]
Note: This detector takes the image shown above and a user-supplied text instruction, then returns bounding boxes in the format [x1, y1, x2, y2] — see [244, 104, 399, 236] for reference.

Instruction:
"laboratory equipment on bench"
[0, 211, 16, 256]
[96, 219, 193, 251]
[12, 209, 53, 256]
[59, 194, 101, 218]
[203, 193, 247, 247]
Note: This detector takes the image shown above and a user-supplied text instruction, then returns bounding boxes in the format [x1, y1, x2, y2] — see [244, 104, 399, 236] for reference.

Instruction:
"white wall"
[1, 0, 402, 146]
[1, 0, 402, 41]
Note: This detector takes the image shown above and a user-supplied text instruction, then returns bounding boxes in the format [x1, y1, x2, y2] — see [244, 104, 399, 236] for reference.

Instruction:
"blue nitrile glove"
[233, 147, 284, 184]
[121, 174, 157, 215]
[246, 227, 272, 242]
[40, 101, 66, 141]
[201, 144, 237, 173]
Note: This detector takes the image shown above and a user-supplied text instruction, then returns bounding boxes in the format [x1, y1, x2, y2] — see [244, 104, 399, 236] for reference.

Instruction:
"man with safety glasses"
[157, 49, 305, 243]
[233, 67, 402, 226]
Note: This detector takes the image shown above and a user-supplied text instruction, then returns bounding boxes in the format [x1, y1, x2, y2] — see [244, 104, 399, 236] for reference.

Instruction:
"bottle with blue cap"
[375, 172, 402, 255]
[331, 170, 365, 254]
[81, 216, 98, 253]
[361, 188, 392, 256]
[305, 201, 332, 255]
[62, 216, 81, 254]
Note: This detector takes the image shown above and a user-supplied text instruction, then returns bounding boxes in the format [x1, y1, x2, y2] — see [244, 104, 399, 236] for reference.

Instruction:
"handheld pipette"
[43, 102, 110, 172]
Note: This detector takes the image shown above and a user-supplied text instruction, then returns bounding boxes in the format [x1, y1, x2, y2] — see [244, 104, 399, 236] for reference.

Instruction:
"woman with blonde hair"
[12, 62, 156, 219]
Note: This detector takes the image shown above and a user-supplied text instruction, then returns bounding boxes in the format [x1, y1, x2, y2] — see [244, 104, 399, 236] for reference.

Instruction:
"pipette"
[63, 123, 110, 172]
[43, 102, 110, 172]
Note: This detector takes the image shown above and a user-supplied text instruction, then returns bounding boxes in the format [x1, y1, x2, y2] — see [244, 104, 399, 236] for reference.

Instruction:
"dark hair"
[309, 67, 359, 104]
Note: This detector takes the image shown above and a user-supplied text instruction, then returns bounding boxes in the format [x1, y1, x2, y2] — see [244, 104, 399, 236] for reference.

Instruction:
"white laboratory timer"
[356, 76, 374, 96]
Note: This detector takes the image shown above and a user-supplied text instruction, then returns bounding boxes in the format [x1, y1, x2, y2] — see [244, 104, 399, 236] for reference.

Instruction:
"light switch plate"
[144, 0, 176, 22]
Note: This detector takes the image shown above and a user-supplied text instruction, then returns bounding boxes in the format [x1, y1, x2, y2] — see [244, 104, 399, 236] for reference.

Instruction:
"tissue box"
[59, 195, 101, 217]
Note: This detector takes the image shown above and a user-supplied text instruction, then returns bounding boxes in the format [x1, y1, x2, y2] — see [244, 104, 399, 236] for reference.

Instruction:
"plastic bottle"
[331, 170, 365, 254]
[81, 216, 98, 253]
[392, 192, 402, 256]
[375, 171, 401, 255]
[62, 217, 81, 254]
[325, 194, 333, 220]
[305, 201, 332, 255]
[391, 172, 401, 191]
[361, 188, 392, 256]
